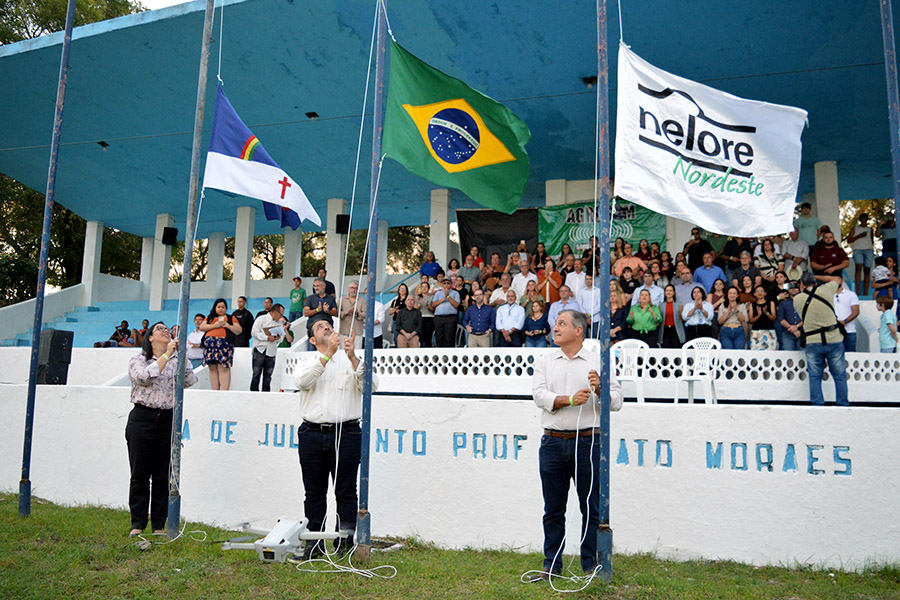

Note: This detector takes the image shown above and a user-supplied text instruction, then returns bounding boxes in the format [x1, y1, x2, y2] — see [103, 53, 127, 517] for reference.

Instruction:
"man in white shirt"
[511, 261, 538, 299]
[531, 309, 623, 578]
[294, 315, 377, 558]
[834, 280, 860, 353]
[495, 289, 526, 347]
[186, 313, 206, 369]
[547, 285, 583, 345]
[576, 274, 604, 339]
[489, 272, 515, 307]
[564, 258, 587, 296]
[632, 271, 665, 308]
[781, 228, 810, 280]
[250, 303, 288, 392]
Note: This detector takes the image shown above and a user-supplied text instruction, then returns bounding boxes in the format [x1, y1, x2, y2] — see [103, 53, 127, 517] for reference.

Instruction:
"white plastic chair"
[612, 339, 650, 403]
[674, 337, 721, 404]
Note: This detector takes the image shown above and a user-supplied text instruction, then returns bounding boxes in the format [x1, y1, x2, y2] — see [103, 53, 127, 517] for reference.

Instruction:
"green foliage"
[840, 199, 895, 250]
[0, 174, 141, 299]
[0, 0, 145, 45]
[2, 494, 900, 600]
[0, 255, 38, 305]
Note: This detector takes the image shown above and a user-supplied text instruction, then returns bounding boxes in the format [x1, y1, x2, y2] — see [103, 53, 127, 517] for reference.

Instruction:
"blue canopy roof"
[0, 0, 897, 239]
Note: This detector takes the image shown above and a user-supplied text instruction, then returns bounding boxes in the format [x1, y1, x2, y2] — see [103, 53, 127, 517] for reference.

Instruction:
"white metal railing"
[280, 347, 900, 404]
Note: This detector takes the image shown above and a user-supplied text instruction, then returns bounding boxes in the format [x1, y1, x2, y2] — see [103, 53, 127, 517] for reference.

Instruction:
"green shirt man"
[289, 277, 307, 320]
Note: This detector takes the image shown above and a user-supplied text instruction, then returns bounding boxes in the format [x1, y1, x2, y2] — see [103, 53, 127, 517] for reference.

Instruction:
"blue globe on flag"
[428, 108, 480, 165]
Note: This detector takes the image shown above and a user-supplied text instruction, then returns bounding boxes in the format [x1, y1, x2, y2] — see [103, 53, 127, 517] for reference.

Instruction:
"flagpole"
[19, 0, 77, 519]
[167, 0, 216, 539]
[596, 0, 614, 581]
[880, 0, 900, 270]
[357, 0, 387, 563]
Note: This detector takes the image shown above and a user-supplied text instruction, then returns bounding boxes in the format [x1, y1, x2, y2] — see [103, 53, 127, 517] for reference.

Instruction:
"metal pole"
[596, 0, 614, 581]
[881, 0, 900, 266]
[19, 0, 77, 519]
[357, 0, 387, 563]
[167, 0, 216, 539]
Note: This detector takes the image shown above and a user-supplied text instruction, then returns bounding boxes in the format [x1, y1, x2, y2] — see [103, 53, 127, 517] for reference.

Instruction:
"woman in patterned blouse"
[126, 322, 198, 537]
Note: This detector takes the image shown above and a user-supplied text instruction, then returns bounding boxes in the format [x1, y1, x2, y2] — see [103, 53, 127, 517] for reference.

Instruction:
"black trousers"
[297, 421, 362, 545]
[420, 317, 434, 348]
[433, 314, 458, 347]
[685, 324, 712, 341]
[661, 325, 681, 349]
[125, 404, 172, 530]
[250, 348, 275, 392]
[498, 330, 523, 347]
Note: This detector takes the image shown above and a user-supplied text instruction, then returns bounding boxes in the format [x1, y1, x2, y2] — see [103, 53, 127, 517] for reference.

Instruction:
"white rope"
[338, 0, 379, 297]
[380, 0, 395, 40]
[216, 0, 225, 85]
[617, 0, 624, 43]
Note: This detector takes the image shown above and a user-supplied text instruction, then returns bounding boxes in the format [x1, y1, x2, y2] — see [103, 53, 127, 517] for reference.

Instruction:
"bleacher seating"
[1, 297, 290, 348]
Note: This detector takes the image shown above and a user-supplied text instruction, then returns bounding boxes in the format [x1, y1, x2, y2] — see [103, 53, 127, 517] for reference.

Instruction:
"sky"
[143, 0, 191, 10]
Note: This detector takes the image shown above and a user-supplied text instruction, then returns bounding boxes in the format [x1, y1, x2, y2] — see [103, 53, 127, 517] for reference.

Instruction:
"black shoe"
[302, 540, 325, 561]
[334, 532, 354, 557]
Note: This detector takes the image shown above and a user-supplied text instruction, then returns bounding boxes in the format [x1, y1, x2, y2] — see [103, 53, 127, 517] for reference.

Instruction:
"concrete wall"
[1, 384, 896, 570]
[0, 283, 86, 342]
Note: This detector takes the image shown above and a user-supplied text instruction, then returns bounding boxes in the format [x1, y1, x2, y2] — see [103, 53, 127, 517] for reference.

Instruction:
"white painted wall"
[1, 384, 897, 569]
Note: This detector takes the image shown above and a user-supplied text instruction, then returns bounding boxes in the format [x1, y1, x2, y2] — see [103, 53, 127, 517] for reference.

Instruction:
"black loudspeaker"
[161, 227, 178, 245]
[335, 214, 351, 234]
[37, 329, 73, 385]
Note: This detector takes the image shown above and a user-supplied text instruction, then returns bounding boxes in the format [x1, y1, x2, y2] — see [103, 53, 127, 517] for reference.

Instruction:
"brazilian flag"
[383, 40, 531, 215]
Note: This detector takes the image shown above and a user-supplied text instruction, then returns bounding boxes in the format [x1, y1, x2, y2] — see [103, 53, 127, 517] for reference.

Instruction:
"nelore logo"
[637, 84, 765, 197]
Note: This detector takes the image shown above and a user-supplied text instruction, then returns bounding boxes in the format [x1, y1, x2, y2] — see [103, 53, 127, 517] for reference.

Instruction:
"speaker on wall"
[37, 329, 73, 385]
[335, 214, 351, 234]
[161, 227, 178, 245]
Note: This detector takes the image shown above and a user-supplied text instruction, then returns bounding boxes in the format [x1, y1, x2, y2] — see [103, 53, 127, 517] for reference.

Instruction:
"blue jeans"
[539, 433, 600, 573]
[525, 335, 548, 348]
[719, 326, 745, 350]
[779, 331, 800, 351]
[805, 342, 849, 406]
[842, 332, 857, 353]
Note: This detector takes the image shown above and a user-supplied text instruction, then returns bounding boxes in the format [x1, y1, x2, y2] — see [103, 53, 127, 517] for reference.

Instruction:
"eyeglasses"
[153, 325, 170, 333]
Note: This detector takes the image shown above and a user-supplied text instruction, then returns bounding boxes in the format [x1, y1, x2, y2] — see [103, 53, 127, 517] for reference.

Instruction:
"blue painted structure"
[1, 0, 899, 240]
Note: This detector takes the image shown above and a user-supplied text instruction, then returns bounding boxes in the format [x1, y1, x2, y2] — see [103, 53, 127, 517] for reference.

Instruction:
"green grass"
[2, 493, 898, 599]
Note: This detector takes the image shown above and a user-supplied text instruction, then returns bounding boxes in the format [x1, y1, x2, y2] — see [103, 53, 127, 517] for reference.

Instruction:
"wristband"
[161, 353, 169, 361]
[319, 353, 331, 362]
[568, 394, 574, 406]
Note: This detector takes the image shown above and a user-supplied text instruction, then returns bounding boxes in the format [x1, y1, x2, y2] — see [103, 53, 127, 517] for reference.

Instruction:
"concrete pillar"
[282, 227, 303, 287]
[149, 213, 174, 311]
[430, 189, 451, 268]
[376, 219, 389, 291]
[665, 216, 695, 255]
[326, 197, 347, 291]
[139, 237, 154, 293]
[814, 161, 841, 240]
[232, 206, 255, 306]
[545, 179, 567, 206]
[80, 220, 103, 306]
[207, 231, 226, 298]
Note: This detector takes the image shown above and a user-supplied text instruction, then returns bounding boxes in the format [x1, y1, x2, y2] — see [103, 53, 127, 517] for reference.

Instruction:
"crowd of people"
[383, 208, 898, 353]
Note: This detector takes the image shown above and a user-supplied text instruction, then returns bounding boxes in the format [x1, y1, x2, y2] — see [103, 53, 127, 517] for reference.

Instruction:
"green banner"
[538, 200, 666, 256]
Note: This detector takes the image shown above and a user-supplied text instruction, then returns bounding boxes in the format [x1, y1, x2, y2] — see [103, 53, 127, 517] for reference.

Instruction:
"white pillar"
[207, 231, 226, 298]
[326, 197, 347, 291]
[80, 220, 103, 306]
[149, 214, 174, 311]
[282, 227, 303, 287]
[139, 237, 154, 293]
[545, 179, 567, 206]
[376, 219, 389, 291]
[814, 161, 841, 241]
[232, 206, 255, 306]
[430, 189, 451, 268]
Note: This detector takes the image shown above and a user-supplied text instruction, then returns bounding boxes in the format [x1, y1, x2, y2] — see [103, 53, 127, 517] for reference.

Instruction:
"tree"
[0, 0, 144, 45]
[0, 255, 38, 306]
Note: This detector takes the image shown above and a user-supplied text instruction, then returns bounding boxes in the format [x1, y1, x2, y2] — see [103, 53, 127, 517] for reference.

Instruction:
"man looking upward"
[532, 309, 623, 578]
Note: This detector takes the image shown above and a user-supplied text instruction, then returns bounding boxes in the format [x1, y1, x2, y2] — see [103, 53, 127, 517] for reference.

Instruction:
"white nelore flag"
[614, 44, 807, 237]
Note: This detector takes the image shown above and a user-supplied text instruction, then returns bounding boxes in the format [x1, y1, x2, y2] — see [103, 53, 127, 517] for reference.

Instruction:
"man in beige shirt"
[532, 309, 623, 578]
[295, 315, 377, 558]
[338, 281, 366, 348]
